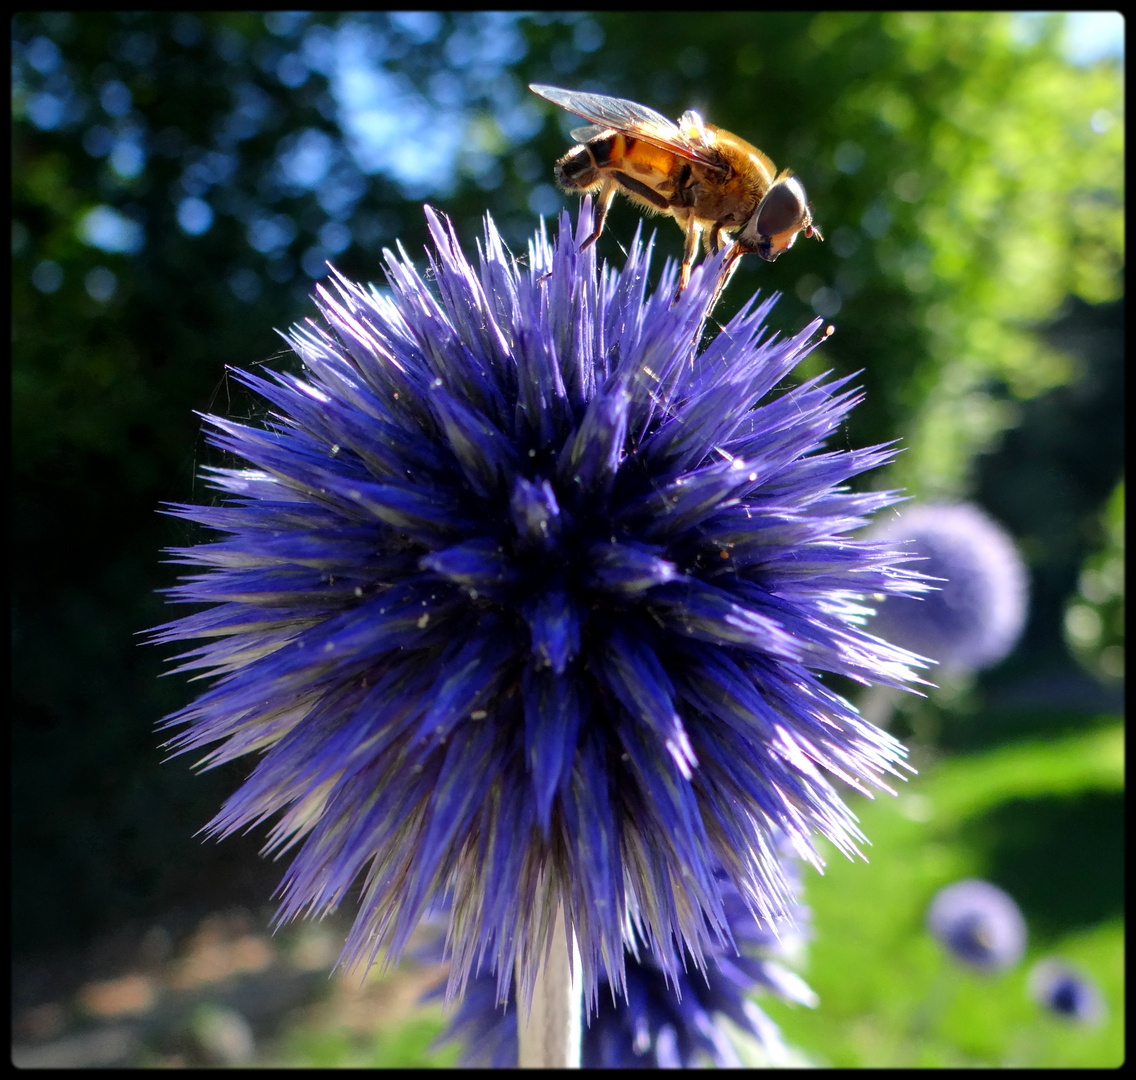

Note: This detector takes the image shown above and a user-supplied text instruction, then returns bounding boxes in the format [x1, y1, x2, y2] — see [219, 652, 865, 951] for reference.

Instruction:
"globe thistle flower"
[868, 502, 1028, 673]
[427, 851, 817, 1067]
[151, 201, 928, 1014]
[1029, 958, 1106, 1025]
[926, 879, 1027, 973]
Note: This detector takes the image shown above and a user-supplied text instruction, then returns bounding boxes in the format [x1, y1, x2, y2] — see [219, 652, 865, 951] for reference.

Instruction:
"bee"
[530, 83, 822, 300]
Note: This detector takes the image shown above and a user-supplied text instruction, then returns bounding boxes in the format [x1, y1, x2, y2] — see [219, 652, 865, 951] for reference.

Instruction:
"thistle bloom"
[926, 879, 1027, 973]
[152, 202, 927, 1014]
[429, 853, 817, 1067]
[868, 502, 1028, 673]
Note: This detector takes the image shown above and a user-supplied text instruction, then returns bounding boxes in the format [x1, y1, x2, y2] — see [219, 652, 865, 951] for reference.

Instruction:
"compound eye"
[755, 178, 808, 242]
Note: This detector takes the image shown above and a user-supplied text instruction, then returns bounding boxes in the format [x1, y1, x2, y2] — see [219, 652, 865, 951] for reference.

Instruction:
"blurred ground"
[12, 899, 445, 1068]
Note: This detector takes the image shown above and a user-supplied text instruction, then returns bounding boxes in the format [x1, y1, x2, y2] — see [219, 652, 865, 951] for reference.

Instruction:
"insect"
[530, 83, 822, 301]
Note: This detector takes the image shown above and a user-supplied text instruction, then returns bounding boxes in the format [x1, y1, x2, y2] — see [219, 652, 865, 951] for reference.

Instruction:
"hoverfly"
[530, 83, 821, 302]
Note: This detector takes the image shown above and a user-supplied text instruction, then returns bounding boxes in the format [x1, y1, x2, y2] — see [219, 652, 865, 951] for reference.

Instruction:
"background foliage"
[12, 11, 1123, 1067]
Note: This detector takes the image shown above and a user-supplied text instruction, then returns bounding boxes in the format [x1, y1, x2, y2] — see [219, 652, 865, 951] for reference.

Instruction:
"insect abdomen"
[554, 134, 621, 191]
[555, 133, 678, 214]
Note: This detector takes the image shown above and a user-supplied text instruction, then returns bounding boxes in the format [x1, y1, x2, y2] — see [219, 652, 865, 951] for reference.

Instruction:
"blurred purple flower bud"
[1029, 958, 1106, 1025]
[927, 878, 1027, 972]
[869, 502, 1028, 672]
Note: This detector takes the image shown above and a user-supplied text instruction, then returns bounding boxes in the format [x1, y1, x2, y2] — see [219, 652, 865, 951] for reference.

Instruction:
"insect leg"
[580, 181, 617, 251]
[673, 218, 703, 303]
[537, 181, 616, 286]
[707, 241, 744, 313]
[707, 222, 724, 255]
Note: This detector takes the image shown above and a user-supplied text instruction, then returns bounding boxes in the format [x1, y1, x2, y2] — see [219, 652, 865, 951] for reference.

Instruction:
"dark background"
[12, 12, 1123, 972]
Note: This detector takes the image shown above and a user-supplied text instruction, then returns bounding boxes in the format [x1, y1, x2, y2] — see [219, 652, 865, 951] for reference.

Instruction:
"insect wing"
[529, 83, 722, 169]
[570, 123, 613, 143]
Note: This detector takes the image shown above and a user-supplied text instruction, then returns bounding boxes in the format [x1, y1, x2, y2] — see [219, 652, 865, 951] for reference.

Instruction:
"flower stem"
[516, 904, 582, 1067]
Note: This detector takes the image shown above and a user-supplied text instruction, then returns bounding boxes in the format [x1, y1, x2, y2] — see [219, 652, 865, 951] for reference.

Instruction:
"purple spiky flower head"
[429, 845, 817, 1068]
[151, 202, 928, 1015]
[868, 502, 1028, 673]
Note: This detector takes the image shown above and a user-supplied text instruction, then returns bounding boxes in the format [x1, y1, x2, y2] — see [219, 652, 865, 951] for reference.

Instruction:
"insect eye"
[755, 181, 808, 239]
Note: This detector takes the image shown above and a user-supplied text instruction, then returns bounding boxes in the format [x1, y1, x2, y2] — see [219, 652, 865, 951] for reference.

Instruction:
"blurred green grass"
[272, 1017, 460, 1069]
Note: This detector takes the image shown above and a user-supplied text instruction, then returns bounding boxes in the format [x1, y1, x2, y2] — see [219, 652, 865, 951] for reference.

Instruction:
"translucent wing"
[570, 123, 610, 143]
[530, 83, 726, 171]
